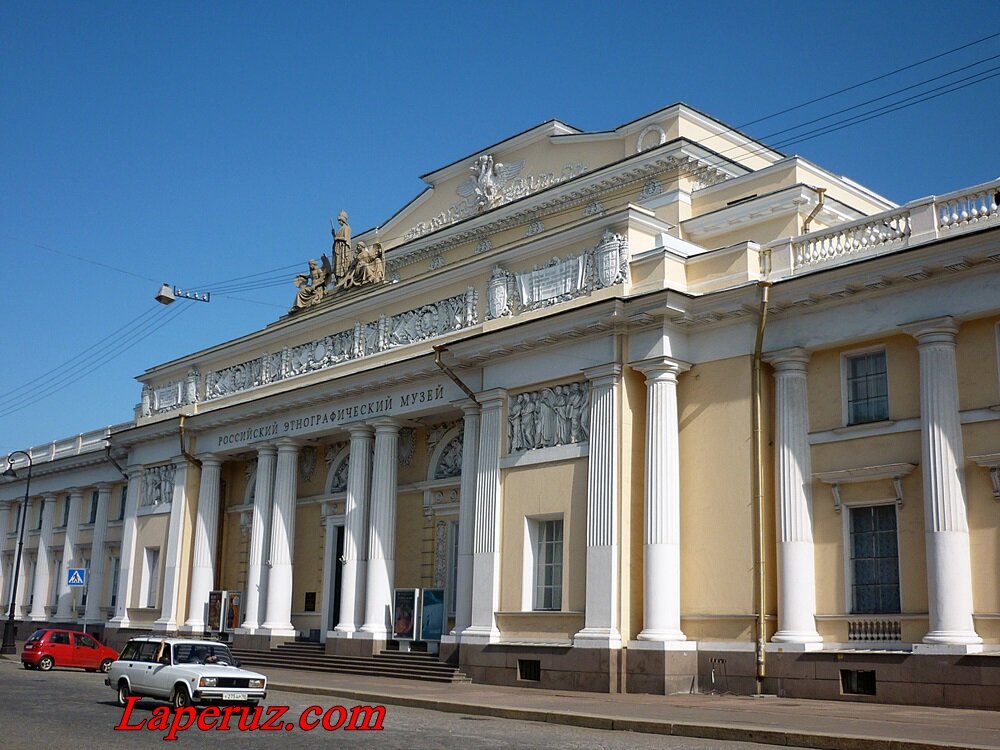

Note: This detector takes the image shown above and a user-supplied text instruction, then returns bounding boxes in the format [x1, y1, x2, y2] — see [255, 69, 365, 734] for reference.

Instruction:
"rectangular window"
[118, 486, 127, 520]
[36, 502, 43, 530]
[846, 350, 888, 425]
[109, 556, 121, 608]
[534, 519, 563, 611]
[89, 491, 99, 524]
[141, 547, 160, 608]
[27, 558, 37, 607]
[850, 505, 900, 614]
[61, 498, 71, 528]
[52, 555, 62, 605]
[13, 503, 22, 535]
[80, 557, 90, 607]
[446, 520, 459, 617]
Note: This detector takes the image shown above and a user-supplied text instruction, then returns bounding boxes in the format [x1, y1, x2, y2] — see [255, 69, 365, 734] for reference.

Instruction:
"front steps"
[231, 641, 471, 684]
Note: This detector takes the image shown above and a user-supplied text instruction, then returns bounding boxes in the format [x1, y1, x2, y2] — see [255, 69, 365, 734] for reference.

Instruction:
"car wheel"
[171, 686, 193, 709]
[99, 659, 113, 673]
[38, 655, 54, 671]
[116, 682, 131, 707]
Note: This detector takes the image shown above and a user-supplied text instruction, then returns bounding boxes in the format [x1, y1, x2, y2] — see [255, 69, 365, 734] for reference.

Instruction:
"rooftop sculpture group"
[292, 210, 385, 311]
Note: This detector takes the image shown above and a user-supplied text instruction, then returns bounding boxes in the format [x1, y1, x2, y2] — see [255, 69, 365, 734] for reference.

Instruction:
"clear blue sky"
[2, 1, 999, 455]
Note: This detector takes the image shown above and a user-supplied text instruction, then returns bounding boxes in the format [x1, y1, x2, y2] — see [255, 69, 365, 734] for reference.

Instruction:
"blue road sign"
[67, 568, 87, 587]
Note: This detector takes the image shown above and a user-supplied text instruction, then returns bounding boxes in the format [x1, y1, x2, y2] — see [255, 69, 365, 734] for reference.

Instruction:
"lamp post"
[1, 451, 32, 654]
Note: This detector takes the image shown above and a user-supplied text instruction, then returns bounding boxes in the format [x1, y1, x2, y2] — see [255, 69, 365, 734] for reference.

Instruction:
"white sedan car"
[106, 637, 267, 708]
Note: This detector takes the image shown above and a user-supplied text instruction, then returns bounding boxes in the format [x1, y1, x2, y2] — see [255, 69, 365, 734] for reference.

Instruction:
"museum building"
[2, 103, 1000, 707]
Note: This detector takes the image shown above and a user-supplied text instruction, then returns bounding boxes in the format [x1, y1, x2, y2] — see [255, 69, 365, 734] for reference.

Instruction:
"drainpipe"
[178, 414, 202, 468]
[751, 267, 772, 694]
[104, 444, 128, 481]
[432, 345, 480, 406]
[801, 187, 826, 234]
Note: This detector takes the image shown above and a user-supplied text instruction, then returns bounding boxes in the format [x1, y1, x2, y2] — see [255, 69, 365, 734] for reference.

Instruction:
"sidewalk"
[262, 666, 1000, 750]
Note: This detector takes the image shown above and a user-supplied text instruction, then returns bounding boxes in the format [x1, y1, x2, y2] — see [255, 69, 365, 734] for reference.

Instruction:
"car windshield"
[172, 643, 236, 666]
[26, 630, 45, 643]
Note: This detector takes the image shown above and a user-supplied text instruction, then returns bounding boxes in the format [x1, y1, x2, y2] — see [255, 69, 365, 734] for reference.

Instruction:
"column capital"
[899, 315, 959, 345]
[452, 397, 482, 417]
[475, 387, 507, 407]
[94, 482, 114, 491]
[198, 454, 224, 467]
[630, 356, 691, 380]
[582, 362, 623, 383]
[275, 437, 302, 451]
[126, 465, 144, 479]
[763, 347, 811, 371]
[346, 423, 375, 439]
[40, 493, 57, 504]
[255, 444, 278, 457]
[369, 416, 401, 430]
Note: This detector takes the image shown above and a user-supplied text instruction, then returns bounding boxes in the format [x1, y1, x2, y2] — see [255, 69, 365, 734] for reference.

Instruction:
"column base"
[460, 625, 501, 645]
[919, 629, 983, 648]
[233, 626, 260, 636]
[771, 629, 823, 645]
[637, 628, 687, 643]
[331, 625, 361, 639]
[106, 617, 129, 630]
[356, 626, 388, 640]
[51, 614, 77, 624]
[179, 621, 206, 635]
[630, 638, 696, 651]
[260, 623, 296, 638]
[766, 641, 824, 653]
[152, 618, 178, 633]
[573, 627, 622, 649]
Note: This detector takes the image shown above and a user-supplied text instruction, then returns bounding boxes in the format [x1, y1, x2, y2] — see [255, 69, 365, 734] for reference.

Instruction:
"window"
[446, 520, 459, 617]
[89, 491, 99, 524]
[35, 502, 43, 530]
[849, 504, 900, 614]
[533, 519, 563, 611]
[74, 633, 98, 649]
[50, 631, 70, 645]
[61, 497, 71, 528]
[119, 641, 139, 661]
[845, 350, 888, 425]
[52, 555, 62, 605]
[141, 547, 160, 608]
[117, 486, 127, 520]
[80, 557, 90, 607]
[27, 559, 37, 607]
[109, 556, 120, 608]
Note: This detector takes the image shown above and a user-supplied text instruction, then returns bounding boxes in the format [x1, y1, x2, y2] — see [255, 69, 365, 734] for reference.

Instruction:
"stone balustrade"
[6, 423, 131, 469]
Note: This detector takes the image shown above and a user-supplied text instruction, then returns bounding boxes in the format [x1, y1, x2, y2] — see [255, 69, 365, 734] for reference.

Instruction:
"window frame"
[842, 500, 902, 615]
[140, 547, 160, 608]
[841, 345, 890, 427]
[522, 514, 564, 612]
[89, 490, 99, 524]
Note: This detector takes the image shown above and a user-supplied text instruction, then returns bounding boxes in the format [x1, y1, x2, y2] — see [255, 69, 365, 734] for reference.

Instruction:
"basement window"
[517, 659, 541, 682]
[841, 669, 877, 696]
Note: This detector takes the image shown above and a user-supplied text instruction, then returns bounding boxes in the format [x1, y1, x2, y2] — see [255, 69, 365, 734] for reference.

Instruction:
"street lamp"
[1, 451, 32, 655]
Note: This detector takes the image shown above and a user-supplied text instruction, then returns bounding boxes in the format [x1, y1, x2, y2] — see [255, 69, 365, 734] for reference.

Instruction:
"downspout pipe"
[178, 414, 202, 469]
[432, 345, 480, 406]
[104, 444, 128, 481]
[801, 187, 826, 234]
[752, 277, 772, 694]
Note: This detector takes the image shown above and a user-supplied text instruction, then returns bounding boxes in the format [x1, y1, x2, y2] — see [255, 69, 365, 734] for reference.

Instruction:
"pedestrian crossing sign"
[67, 568, 86, 587]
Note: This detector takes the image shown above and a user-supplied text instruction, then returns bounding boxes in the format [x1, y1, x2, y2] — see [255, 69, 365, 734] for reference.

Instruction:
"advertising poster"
[207, 590, 224, 632]
[392, 588, 419, 640]
[225, 591, 242, 632]
[419, 588, 446, 641]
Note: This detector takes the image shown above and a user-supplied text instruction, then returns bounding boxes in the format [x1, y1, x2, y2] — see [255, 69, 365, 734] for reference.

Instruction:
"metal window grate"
[518, 659, 541, 682]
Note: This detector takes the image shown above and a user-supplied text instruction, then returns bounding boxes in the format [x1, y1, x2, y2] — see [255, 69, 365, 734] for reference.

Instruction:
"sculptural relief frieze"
[485, 230, 628, 320]
[141, 463, 176, 507]
[141, 367, 200, 417]
[508, 382, 590, 454]
[202, 289, 478, 402]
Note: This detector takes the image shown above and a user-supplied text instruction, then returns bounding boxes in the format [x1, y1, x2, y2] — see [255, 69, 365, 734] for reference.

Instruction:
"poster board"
[392, 588, 419, 640]
[224, 591, 242, 632]
[207, 590, 225, 632]
[419, 588, 446, 641]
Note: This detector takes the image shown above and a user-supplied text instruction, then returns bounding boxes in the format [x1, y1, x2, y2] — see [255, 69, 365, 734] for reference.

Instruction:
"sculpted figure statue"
[292, 255, 331, 310]
[332, 210, 352, 281]
[334, 241, 386, 291]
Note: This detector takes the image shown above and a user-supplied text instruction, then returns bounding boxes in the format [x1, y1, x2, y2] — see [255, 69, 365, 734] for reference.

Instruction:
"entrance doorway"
[327, 525, 344, 633]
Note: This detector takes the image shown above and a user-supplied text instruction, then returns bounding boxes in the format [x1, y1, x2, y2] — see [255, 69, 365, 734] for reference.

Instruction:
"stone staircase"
[230, 641, 471, 684]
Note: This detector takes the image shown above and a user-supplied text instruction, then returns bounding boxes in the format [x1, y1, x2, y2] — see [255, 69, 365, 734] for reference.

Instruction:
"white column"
[0, 501, 10, 611]
[360, 419, 400, 639]
[29, 494, 57, 621]
[83, 483, 112, 624]
[261, 439, 300, 637]
[54, 489, 85, 621]
[465, 389, 505, 642]
[634, 358, 689, 643]
[453, 401, 481, 635]
[241, 445, 276, 633]
[335, 425, 374, 636]
[765, 348, 822, 646]
[184, 456, 222, 632]
[108, 468, 142, 629]
[153, 461, 191, 632]
[575, 365, 623, 648]
[902, 317, 982, 647]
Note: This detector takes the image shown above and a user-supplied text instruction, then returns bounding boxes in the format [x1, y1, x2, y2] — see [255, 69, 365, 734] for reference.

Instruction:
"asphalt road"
[0, 658, 803, 749]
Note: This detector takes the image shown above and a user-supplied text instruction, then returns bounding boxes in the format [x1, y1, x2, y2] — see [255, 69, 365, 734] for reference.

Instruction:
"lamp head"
[2, 467, 15, 479]
[155, 283, 176, 305]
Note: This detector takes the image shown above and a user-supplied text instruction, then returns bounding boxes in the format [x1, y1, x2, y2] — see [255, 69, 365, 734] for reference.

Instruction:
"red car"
[22, 628, 118, 673]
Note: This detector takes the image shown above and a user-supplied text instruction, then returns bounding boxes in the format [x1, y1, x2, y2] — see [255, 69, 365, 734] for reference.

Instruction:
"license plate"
[222, 692, 248, 701]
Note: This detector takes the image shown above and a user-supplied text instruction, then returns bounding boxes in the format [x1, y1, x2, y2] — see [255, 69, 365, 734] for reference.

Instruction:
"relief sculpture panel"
[507, 381, 590, 453]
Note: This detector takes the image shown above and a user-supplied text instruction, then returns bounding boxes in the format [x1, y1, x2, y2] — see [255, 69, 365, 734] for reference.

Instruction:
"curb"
[268, 681, 991, 750]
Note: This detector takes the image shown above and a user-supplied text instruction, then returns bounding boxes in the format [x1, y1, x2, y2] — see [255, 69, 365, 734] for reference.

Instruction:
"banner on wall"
[392, 588, 419, 640]
[419, 588, 446, 642]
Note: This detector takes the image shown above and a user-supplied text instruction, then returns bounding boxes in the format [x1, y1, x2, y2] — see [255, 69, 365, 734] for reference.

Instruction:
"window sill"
[833, 419, 894, 434]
